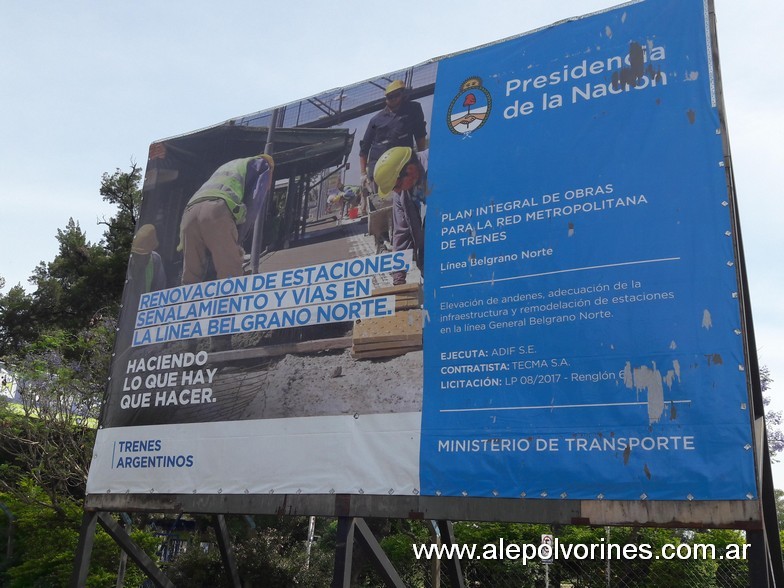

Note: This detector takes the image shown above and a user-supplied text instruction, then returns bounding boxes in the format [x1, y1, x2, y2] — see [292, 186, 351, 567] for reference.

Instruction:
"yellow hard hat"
[385, 80, 406, 95]
[374, 147, 412, 197]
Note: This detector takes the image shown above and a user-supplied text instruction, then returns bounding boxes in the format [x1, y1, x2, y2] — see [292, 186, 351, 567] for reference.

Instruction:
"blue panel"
[421, 0, 756, 500]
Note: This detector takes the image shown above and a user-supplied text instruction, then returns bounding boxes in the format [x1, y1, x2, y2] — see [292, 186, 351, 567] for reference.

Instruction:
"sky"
[1, 0, 783, 486]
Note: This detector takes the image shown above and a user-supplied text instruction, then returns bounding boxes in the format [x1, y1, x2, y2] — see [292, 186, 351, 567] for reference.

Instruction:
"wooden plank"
[352, 310, 423, 345]
[351, 347, 420, 360]
[372, 283, 421, 297]
[211, 336, 353, 362]
[352, 339, 423, 352]
[395, 297, 421, 311]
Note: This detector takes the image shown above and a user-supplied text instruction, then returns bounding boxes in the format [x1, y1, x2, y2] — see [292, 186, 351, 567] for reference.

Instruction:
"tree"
[0, 284, 38, 356]
[0, 164, 148, 585]
[99, 163, 143, 296]
[761, 367, 784, 458]
[0, 164, 141, 356]
[0, 319, 113, 513]
[0, 484, 160, 588]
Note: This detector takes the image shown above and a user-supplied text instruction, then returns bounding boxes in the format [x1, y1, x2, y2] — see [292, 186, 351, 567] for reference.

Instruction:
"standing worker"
[359, 80, 428, 190]
[359, 80, 428, 253]
[178, 154, 274, 284]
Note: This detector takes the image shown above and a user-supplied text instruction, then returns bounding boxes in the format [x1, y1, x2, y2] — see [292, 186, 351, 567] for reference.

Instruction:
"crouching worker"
[178, 154, 275, 284]
[373, 146, 426, 285]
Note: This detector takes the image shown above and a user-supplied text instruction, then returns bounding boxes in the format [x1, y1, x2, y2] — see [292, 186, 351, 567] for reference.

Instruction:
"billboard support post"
[213, 514, 242, 588]
[331, 516, 355, 588]
[331, 517, 407, 588]
[435, 520, 465, 588]
[70, 511, 98, 588]
[97, 513, 174, 588]
[708, 0, 784, 580]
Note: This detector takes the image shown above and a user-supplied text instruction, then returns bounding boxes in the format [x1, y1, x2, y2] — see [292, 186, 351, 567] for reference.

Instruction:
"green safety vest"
[144, 256, 154, 291]
[186, 157, 255, 224]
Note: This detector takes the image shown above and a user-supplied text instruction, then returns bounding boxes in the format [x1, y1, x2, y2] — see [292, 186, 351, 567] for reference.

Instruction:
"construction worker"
[128, 224, 167, 295]
[360, 81, 428, 254]
[359, 80, 428, 191]
[374, 146, 426, 285]
[118, 224, 167, 355]
[178, 154, 274, 284]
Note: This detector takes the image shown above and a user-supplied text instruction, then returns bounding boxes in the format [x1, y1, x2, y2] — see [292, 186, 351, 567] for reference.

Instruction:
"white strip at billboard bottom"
[86, 413, 421, 496]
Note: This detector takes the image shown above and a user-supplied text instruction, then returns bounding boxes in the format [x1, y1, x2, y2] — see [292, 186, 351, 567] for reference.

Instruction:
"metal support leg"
[353, 518, 405, 588]
[97, 513, 174, 588]
[70, 511, 98, 588]
[428, 521, 441, 588]
[331, 517, 356, 588]
[436, 520, 465, 588]
[213, 514, 242, 588]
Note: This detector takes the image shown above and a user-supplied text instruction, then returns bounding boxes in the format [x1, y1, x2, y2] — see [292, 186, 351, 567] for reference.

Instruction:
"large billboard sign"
[86, 0, 758, 508]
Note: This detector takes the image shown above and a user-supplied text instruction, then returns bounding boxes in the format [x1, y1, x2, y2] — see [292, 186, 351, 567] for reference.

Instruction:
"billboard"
[86, 0, 757, 506]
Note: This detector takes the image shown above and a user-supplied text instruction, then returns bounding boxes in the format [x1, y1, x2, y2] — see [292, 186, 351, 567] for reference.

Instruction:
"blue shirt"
[360, 100, 427, 165]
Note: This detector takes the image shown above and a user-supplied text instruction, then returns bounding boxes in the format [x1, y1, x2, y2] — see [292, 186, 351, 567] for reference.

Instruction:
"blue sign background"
[421, 0, 756, 500]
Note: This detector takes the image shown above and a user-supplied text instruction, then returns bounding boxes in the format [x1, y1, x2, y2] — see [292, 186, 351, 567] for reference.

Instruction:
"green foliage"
[0, 318, 115, 510]
[0, 483, 160, 587]
[0, 164, 144, 583]
[162, 516, 334, 587]
[0, 285, 37, 355]
[0, 164, 140, 356]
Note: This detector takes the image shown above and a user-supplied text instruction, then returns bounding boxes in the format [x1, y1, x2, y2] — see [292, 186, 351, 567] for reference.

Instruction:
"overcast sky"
[2, 0, 783, 486]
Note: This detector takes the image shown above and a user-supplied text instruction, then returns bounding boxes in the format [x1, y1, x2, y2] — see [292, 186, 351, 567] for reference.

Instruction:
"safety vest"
[186, 157, 256, 224]
[144, 256, 155, 291]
